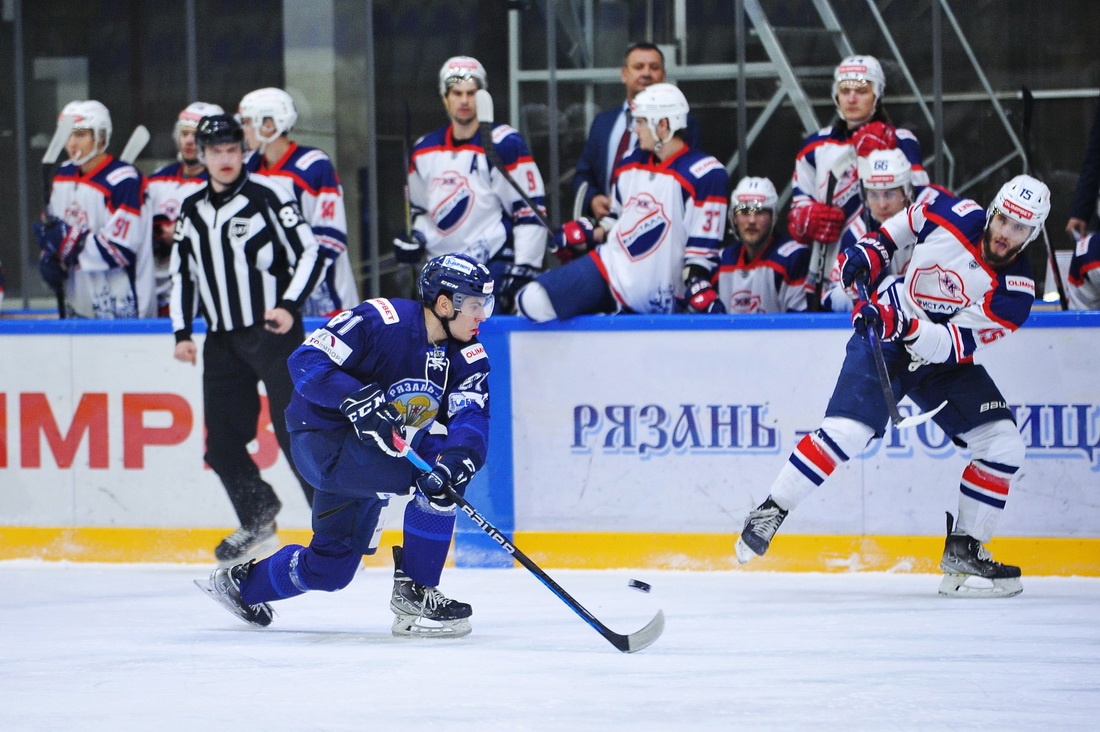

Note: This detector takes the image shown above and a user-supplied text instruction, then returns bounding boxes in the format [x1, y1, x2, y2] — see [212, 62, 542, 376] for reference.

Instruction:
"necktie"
[610, 112, 632, 187]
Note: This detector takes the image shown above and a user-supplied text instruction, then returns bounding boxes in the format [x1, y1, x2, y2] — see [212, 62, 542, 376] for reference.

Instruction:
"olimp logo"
[229, 217, 250, 241]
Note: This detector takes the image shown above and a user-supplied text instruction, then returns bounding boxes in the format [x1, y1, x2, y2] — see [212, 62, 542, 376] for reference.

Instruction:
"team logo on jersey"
[62, 202, 89, 232]
[158, 199, 181, 220]
[617, 193, 670, 260]
[388, 379, 442, 428]
[729, 290, 763, 314]
[305, 330, 352, 365]
[430, 172, 474, 234]
[909, 265, 970, 313]
[228, 217, 250, 241]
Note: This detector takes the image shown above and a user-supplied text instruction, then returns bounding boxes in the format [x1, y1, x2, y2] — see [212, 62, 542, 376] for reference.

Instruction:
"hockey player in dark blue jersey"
[196, 253, 494, 637]
[734, 175, 1051, 598]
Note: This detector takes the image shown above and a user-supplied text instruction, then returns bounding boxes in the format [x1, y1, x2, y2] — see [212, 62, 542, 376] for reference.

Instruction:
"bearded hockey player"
[196, 253, 493, 637]
[735, 175, 1051, 599]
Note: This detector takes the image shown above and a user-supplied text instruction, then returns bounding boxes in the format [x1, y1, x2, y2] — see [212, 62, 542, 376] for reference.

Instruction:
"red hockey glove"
[853, 299, 917, 342]
[851, 121, 898, 157]
[550, 217, 597, 264]
[787, 201, 845, 245]
[838, 238, 891, 289]
[683, 277, 725, 313]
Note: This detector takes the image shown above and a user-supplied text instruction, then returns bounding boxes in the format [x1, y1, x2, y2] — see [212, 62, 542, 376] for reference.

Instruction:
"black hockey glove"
[393, 229, 427, 264]
[415, 448, 478, 511]
[495, 263, 540, 314]
[339, 383, 403, 457]
[33, 215, 86, 265]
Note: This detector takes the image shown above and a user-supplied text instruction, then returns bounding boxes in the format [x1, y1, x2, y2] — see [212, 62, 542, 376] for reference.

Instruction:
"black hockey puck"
[627, 578, 652, 593]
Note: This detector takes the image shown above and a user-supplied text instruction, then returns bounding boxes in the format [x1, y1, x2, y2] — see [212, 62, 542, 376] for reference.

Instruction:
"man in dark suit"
[572, 42, 702, 220]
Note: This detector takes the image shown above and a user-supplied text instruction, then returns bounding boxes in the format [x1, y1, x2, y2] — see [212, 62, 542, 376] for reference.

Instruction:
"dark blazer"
[572, 103, 702, 218]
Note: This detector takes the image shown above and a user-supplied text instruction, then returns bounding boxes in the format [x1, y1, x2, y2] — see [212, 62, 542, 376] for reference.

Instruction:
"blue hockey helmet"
[418, 253, 495, 316]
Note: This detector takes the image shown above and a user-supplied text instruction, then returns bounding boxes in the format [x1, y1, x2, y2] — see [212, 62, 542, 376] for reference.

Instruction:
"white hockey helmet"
[730, 176, 778, 212]
[438, 56, 488, 96]
[987, 174, 1051, 246]
[60, 100, 112, 163]
[175, 101, 225, 139]
[238, 87, 297, 144]
[833, 55, 886, 105]
[857, 148, 913, 195]
[630, 82, 689, 142]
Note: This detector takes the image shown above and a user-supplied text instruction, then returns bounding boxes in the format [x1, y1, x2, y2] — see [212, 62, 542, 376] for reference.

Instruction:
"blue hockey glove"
[550, 217, 597, 263]
[33, 216, 86, 265]
[415, 448, 478, 511]
[683, 277, 725, 314]
[839, 238, 890, 289]
[393, 229, 427, 264]
[38, 251, 66, 290]
[339, 383, 404, 457]
[852, 299, 917, 342]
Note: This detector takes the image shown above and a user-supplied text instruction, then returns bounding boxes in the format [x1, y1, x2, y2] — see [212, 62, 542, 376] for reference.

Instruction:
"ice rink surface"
[1, 561, 1097, 731]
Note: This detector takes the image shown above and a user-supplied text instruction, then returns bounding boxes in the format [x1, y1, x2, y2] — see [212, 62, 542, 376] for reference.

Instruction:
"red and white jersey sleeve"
[597, 146, 728, 314]
[1068, 232, 1100, 310]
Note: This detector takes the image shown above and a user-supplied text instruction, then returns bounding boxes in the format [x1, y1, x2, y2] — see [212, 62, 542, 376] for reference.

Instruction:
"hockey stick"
[855, 276, 946, 429]
[1020, 87, 1068, 310]
[572, 181, 588, 221]
[808, 147, 856, 312]
[475, 89, 553, 232]
[119, 124, 150, 164]
[41, 114, 75, 319]
[392, 431, 665, 653]
[402, 100, 420, 298]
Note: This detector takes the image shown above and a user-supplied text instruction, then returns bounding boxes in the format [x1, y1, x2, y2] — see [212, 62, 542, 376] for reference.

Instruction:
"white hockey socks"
[770, 417, 873, 510]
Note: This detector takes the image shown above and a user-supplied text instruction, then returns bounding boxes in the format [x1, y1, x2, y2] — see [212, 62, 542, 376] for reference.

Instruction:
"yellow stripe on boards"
[0, 528, 1097, 576]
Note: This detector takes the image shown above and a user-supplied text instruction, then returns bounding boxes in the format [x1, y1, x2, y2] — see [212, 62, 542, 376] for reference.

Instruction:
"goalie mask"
[986, 174, 1051, 247]
[438, 56, 488, 97]
[630, 83, 689, 145]
[60, 100, 112, 165]
[238, 87, 298, 144]
[419, 253, 495, 319]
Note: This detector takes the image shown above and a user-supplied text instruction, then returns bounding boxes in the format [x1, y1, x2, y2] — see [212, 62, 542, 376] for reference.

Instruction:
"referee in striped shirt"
[170, 113, 328, 565]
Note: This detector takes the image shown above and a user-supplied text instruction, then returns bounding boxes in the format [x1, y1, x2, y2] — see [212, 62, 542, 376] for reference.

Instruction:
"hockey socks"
[956, 459, 1016, 543]
[240, 537, 362, 605]
[770, 418, 870, 509]
[400, 495, 457, 588]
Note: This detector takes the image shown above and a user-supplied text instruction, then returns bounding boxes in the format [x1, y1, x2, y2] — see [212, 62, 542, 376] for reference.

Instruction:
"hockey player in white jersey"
[517, 83, 728, 319]
[735, 175, 1051, 598]
[143, 101, 224, 316]
[240, 87, 360, 317]
[788, 56, 929, 306]
[394, 56, 548, 313]
[33, 100, 154, 318]
[716, 176, 809, 313]
[819, 148, 947, 312]
[1067, 228, 1100, 309]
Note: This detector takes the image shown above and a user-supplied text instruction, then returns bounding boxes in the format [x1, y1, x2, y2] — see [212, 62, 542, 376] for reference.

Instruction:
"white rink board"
[510, 323, 1100, 538]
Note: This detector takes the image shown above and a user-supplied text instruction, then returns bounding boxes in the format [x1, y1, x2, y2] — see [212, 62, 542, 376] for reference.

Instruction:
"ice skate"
[214, 520, 279, 567]
[390, 546, 472, 638]
[938, 513, 1022, 598]
[194, 561, 274, 627]
[735, 497, 789, 564]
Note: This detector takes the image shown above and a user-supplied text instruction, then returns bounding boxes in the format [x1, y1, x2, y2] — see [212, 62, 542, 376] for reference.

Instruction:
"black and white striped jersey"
[169, 172, 328, 339]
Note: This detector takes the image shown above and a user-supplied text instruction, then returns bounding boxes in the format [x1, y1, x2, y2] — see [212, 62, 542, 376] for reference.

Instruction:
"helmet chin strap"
[430, 299, 461, 342]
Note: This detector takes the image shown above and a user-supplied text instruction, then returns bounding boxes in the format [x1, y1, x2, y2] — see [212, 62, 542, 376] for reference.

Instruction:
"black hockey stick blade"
[393, 431, 665, 653]
[855, 277, 945, 429]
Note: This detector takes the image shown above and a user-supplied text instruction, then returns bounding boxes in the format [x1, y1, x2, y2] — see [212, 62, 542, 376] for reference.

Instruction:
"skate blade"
[193, 579, 274, 627]
[215, 534, 280, 568]
[734, 536, 761, 565]
[391, 614, 472, 639]
[938, 573, 1023, 599]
